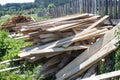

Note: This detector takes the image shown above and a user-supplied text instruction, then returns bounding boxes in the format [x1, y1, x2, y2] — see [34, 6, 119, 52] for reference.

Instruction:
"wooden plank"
[97, 0, 101, 15]
[101, 0, 104, 16]
[109, 0, 113, 18]
[82, 0, 85, 13]
[88, 0, 91, 13]
[91, 0, 94, 14]
[81, 70, 120, 80]
[86, 0, 88, 13]
[70, 2, 73, 14]
[118, 0, 120, 18]
[65, 4, 68, 15]
[82, 16, 108, 32]
[30, 45, 89, 55]
[19, 45, 89, 58]
[56, 23, 120, 78]
[113, 0, 117, 19]
[72, 1, 75, 14]
[105, 0, 108, 15]
[56, 38, 117, 80]
[61, 6, 64, 16]
[94, 0, 97, 14]
[76, 0, 79, 13]
[59, 23, 93, 32]
[79, 0, 82, 13]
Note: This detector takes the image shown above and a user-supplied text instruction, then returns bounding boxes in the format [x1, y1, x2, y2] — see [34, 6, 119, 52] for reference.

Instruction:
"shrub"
[0, 30, 31, 60]
[0, 30, 35, 80]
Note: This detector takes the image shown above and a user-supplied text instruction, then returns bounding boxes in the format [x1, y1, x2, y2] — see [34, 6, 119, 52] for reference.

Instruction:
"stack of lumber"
[2, 13, 35, 32]
[16, 14, 111, 44]
[15, 13, 116, 79]
[2, 13, 120, 80]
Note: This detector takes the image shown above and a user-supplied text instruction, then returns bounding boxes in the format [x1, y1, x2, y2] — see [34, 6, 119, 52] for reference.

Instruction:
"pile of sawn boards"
[5, 13, 120, 79]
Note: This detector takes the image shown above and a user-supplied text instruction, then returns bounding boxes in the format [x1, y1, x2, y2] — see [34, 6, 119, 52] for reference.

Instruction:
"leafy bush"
[0, 30, 31, 60]
[0, 30, 36, 80]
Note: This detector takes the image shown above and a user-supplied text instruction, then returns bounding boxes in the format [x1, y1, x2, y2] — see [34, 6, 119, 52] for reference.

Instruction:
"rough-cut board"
[56, 23, 120, 78]
[80, 70, 120, 80]
[19, 45, 89, 57]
